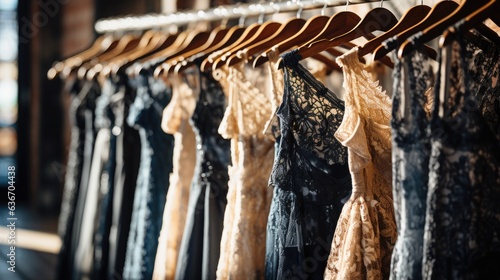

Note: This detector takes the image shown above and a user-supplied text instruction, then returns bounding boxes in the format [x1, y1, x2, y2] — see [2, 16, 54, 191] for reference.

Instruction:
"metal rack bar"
[94, 0, 384, 33]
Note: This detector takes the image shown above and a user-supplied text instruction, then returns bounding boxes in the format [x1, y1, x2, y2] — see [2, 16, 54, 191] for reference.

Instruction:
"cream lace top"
[213, 55, 275, 280]
[153, 75, 197, 280]
[324, 47, 397, 280]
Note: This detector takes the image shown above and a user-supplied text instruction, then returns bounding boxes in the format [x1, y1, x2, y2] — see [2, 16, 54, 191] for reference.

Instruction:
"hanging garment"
[56, 79, 93, 280]
[324, 47, 396, 280]
[153, 76, 197, 280]
[422, 28, 500, 279]
[175, 62, 231, 280]
[265, 50, 352, 280]
[214, 59, 274, 280]
[123, 72, 175, 280]
[262, 48, 284, 139]
[72, 79, 115, 280]
[107, 75, 142, 279]
[92, 79, 121, 280]
[389, 47, 436, 279]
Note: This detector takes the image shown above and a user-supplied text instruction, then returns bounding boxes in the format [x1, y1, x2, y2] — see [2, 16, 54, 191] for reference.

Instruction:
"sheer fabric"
[175, 63, 231, 280]
[265, 50, 351, 280]
[325, 48, 396, 280]
[153, 76, 197, 280]
[214, 58, 274, 280]
[422, 30, 500, 279]
[389, 48, 436, 279]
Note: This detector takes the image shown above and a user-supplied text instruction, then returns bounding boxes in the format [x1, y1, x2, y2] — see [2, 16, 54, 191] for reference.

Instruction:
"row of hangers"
[48, 0, 500, 83]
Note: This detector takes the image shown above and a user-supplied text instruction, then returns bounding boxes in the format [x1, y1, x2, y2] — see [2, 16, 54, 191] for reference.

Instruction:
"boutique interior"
[0, 0, 499, 279]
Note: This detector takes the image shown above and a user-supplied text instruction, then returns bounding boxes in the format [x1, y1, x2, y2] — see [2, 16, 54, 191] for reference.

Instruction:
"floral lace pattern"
[153, 76, 197, 280]
[265, 50, 351, 280]
[390, 49, 436, 279]
[214, 58, 274, 280]
[324, 47, 396, 280]
[422, 30, 500, 279]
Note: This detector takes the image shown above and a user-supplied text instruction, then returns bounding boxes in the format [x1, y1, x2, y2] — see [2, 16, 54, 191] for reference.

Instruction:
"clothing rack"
[94, 0, 386, 33]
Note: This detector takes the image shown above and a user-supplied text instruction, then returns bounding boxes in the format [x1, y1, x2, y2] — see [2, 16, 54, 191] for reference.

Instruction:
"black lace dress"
[175, 64, 231, 280]
[389, 48, 436, 279]
[265, 50, 351, 280]
[422, 28, 500, 279]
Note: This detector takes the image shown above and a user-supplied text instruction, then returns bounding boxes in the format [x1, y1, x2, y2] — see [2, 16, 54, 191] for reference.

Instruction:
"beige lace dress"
[324, 47, 397, 280]
[213, 57, 275, 280]
[153, 76, 197, 280]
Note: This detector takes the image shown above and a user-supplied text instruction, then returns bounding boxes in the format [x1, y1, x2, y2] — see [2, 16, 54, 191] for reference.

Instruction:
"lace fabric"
[263, 48, 285, 139]
[214, 58, 275, 280]
[153, 75, 197, 280]
[123, 73, 174, 280]
[390, 49, 436, 279]
[265, 50, 351, 280]
[174, 63, 231, 280]
[422, 30, 500, 279]
[324, 47, 396, 280]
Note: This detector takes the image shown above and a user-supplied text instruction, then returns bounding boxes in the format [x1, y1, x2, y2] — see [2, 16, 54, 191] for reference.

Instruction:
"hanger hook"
[237, 4, 247, 27]
[345, 0, 350, 11]
[271, 2, 280, 15]
[258, 3, 266, 24]
[420, 0, 423, 5]
[321, 0, 328, 16]
[296, 0, 303, 19]
[380, 0, 384, 7]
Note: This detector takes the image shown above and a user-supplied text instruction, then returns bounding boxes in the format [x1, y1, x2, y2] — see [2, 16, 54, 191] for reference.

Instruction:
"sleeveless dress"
[265, 50, 352, 280]
[123, 72, 174, 280]
[388, 42, 436, 279]
[174, 63, 231, 280]
[214, 58, 275, 280]
[422, 28, 500, 279]
[324, 47, 397, 280]
[153, 75, 197, 280]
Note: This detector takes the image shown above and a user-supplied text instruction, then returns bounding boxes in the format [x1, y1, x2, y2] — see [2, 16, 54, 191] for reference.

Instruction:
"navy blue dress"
[123, 72, 174, 280]
[422, 28, 500, 279]
[265, 51, 351, 280]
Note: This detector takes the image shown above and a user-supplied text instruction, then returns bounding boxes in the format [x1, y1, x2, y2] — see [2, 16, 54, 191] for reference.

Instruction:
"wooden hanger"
[133, 29, 197, 75]
[253, 15, 331, 68]
[174, 25, 247, 74]
[302, 11, 362, 48]
[398, 0, 492, 58]
[268, 11, 361, 69]
[225, 18, 306, 67]
[290, 7, 398, 69]
[212, 21, 281, 70]
[112, 31, 182, 77]
[77, 34, 140, 80]
[201, 23, 261, 72]
[373, 0, 458, 61]
[86, 33, 145, 80]
[153, 29, 212, 77]
[49, 34, 117, 80]
[357, 4, 436, 59]
[98, 30, 158, 77]
[440, 1, 500, 47]
[161, 26, 233, 74]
